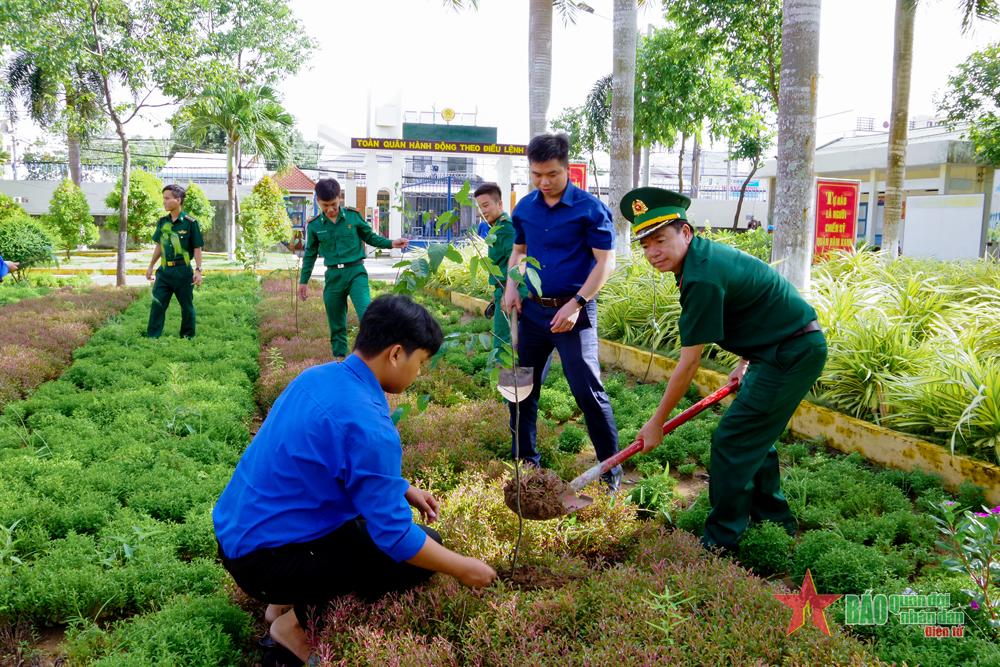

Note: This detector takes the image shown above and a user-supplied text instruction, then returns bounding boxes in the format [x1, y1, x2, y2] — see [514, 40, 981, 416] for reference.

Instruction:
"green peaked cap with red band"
[620, 187, 691, 240]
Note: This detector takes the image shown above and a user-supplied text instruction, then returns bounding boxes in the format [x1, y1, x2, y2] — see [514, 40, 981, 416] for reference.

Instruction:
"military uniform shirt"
[152, 211, 204, 263]
[676, 235, 817, 358]
[299, 207, 393, 283]
[487, 212, 516, 287]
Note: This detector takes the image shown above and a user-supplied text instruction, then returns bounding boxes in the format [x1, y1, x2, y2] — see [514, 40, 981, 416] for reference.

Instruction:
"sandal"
[258, 634, 278, 649]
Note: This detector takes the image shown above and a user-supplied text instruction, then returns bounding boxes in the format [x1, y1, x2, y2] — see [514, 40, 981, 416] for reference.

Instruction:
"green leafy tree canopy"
[236, 174, 290, 269]
[47, 178, 97, 258]
[104, 169, 164, 243]
[938, 42, 1000, 165]
[180, 183, 215, 233]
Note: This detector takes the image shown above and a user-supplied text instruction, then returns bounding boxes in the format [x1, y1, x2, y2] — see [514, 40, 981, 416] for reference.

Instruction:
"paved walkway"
[82, 254, 408, 286]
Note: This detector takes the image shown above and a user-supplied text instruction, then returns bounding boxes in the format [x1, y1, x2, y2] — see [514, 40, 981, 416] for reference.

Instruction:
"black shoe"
[258, 634, 277, 649]
[602, 466, 624, 494]
[263, 647, 303, 667]
[485, 301, 496, 319]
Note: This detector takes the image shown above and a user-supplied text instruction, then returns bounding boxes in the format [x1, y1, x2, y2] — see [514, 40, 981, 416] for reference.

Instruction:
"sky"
[275, 0, 1000, 153]
[9, 0, 1000, 160]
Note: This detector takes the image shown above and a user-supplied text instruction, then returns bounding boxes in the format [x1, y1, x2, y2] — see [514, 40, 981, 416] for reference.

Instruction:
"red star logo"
[773, 570, 843, 636]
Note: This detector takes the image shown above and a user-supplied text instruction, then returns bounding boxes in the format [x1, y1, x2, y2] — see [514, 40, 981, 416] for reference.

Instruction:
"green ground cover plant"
[0, 273, 261, 665]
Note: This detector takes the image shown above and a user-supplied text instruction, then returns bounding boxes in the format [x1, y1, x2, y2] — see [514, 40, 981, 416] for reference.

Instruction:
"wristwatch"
[573, 294, 588, 308]
[195, 267, 202, 272]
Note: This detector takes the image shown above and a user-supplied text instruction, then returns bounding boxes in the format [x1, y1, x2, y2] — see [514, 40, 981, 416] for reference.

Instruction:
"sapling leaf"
[445, 245, 463, 264]
[417, 394, 431, 413]
[482, 256, 504, 279]
[526, 266, 542, 296]
[484, 233, 498, 247]
[509, 266, 524, 285]
[479, 333, 493, 350]
[454, 180, 473, 206]
[426, 243, 449, 273]
[392, 260, 411, 268]
[525, 256, 541, 270]
[489, 367, 500, 385]
[436, 210, 455, 232]
[390, 403, 412, 426]
[469, 255, 479, 285]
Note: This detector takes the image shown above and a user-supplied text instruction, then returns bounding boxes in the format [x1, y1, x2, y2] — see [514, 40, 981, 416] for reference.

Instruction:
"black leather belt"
[327, 259, 364, 269]
[164, 260, 188, 267]
[788, 320, 822, 340]
[527, 293, 574, 308]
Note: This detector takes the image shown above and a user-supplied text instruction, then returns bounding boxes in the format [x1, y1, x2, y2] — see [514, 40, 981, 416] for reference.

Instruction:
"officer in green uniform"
[146, 184, 204, 339]
[624, 187, 827, 551]
[474, 182, 526, 348]
[298, 178, 409, 358]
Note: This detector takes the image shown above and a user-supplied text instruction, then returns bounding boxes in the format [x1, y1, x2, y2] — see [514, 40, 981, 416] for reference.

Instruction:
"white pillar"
[980, 167, 995, 258]
[867, 169, 878, 245]
[938, 163, 952, 196]
[345, 175, 357, 208]
[497, 156, 513, 211]
[389, 152, 404, 257]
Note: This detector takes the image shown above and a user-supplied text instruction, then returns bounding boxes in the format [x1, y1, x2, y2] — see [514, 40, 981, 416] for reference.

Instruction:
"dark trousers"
[509, 299, 621, 478]
[703, 332, 828, 549]
[147, 266, 195, 338]
[219, 517, 440, 629]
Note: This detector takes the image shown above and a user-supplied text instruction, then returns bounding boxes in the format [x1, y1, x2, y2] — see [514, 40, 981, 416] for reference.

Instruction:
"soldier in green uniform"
[474, 182, 524, 349]
[624, 187, 827, 551]
[146, 184, 204, 339]
[298, 178, 409, 358]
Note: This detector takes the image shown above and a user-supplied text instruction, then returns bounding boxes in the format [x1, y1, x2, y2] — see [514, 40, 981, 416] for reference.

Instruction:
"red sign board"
[568, 163, 587, 191]
[814, 179, 860, 259]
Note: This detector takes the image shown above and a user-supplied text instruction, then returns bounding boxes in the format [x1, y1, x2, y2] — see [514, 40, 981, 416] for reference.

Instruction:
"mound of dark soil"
[498, 565, 580, 590]
[503, 467, 570, 521]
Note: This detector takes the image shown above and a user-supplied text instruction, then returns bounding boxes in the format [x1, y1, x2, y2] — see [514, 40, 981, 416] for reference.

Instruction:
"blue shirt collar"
[533, 181, 578, 209]
[342, 354, 389, 414]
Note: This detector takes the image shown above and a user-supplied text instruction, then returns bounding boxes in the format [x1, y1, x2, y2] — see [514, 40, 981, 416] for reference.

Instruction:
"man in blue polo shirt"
[213, 295, 496, 667]
[503, 133, 622, 491]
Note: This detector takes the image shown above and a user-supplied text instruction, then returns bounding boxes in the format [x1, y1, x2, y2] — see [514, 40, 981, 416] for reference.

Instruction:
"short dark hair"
[474, 183, 502, 202]
[526, 133, 570, 166]
[354, 294, 443, 358]
[162, 184, 186, 204]
[315, 178, 341, 201]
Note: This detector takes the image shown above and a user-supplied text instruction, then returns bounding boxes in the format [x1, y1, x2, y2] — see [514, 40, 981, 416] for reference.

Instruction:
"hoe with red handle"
[557, 379, 740, 513]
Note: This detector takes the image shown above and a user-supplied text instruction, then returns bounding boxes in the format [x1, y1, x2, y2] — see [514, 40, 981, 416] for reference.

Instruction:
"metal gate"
[401, 175, 484, 246]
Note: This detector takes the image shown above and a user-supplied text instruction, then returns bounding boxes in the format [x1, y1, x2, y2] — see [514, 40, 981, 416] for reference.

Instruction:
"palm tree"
[444, 0, 579, 139]
[610, 0, 638, 254]
[881, 0, 998, 260]
[2, 53, 101, 186]
[772, 0, 821, 290]
[177, 85, 293, 261]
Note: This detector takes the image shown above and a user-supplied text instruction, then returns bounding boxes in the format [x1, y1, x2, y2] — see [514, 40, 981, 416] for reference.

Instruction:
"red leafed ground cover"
[0, 287, 138, 408]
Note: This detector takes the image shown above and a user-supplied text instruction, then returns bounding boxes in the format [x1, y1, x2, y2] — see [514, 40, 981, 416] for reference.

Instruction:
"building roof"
[164, 152, 264, 170]
[757, 123, 982, 178]
[273, 165, 316, 193]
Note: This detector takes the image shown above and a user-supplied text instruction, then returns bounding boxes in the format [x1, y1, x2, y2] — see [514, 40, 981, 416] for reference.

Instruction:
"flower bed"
[426, 238, 1000, 465]
[0, 286, 139, 409]
[0, 273, 262, 665]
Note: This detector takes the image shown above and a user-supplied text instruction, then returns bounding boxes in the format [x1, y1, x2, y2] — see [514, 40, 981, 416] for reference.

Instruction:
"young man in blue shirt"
[503, 133, 622, 491]
[213, 295, 496, 667]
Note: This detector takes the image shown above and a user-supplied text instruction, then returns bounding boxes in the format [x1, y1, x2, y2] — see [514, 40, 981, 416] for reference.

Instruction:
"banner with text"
[568, 163, 588, 191]
[351, 137, 526, 156]
[814, 179, 860, 260]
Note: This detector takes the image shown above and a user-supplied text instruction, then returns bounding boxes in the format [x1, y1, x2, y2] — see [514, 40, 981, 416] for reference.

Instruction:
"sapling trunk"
[511, 373, 524, 577]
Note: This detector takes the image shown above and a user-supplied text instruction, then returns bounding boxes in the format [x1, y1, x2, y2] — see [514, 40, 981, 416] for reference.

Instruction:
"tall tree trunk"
[632, 145, 641, 188]
[677, 133, 687, 194]
[772, 0, 822, 290]
[67, 132, 81, 187]
[733, 157, 761, 229]
[883, 0, 915, 260]
[227, 139, 236, 262]
[528, 0, 552, 140]
[115, 129, 130, 287]
[610, 0, 638, 254]
[65, 86, 81, 187]
[691, 135, 701, 199]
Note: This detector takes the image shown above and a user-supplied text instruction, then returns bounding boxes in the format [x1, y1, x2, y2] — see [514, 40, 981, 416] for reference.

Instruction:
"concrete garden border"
[433, 286, 1000, 504]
